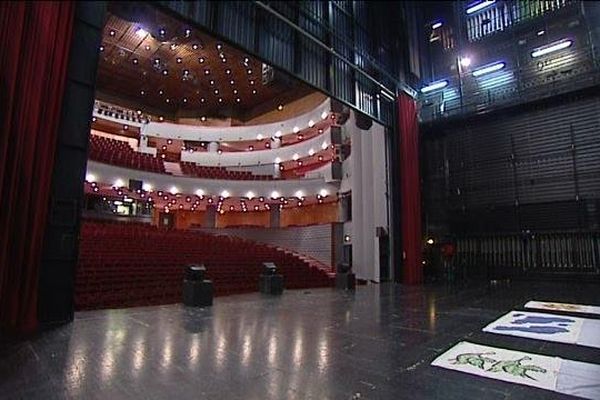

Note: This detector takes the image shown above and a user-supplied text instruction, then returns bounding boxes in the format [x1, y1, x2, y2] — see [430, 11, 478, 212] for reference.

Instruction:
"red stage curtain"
[398, 93, 423, 284]
[0, 1, 75, 333]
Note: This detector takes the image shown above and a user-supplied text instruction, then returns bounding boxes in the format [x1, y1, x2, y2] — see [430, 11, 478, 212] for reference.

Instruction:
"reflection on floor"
[1, 281, 599, 399]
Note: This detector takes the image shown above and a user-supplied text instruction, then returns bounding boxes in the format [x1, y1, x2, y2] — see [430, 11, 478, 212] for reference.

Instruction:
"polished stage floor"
[2, 281, 599, 399]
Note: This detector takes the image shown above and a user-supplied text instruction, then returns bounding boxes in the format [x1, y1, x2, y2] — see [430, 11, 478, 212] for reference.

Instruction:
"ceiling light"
[308, 120, 315, 127]
[292, 153, 299, 161]
[159, 28, 166, 36]
[162, 69, 168, 76]
[472, 61, 505, 77]
[216, 43, 223, 50]
[199, 57, 205, 63]
[136, 110, 142, 115]
[321, 111, 328, 119]
[230, 80, 235, 85]
[459, 57, 472, 67]
[466, 0, 496, 15]
[236, 98, 241, 103]
[277, 104, 283, 111]
[144, 45, 151, 51]
[321, 141, 328, 149]
[432, 21, 443, 30]
[140, 90, 145, 95]
[109, 29, 115, 36]
[176, 57, 182, 63]
[192, 43, 199, 50]
[531, 39, 572, 58]
[249, 80, 255, 85]
[221, 190, 230, 198]
[132, 58, 139, 64]
[200, 98, 206, 103]
[182, 98, 188, 103]
[135, 28, 147, 37]
[275, 130, 282, 137]
[113, 178, 125, 188]
[185, 28, 191, 37]
[308, 148, 315, 156]
[159, 90, 164, 95]
[159, 116, 164, 121]
[85, 173, 96, 182]
[123, 125, 129, 130]
[319, 189, 329, 197]
[226, 69, 231, 74]
[165, 98, 170, 103]
[271, 191, 280, 199]
[247, 69, 252, 74]
[252, 89, 257, 95]
[420, 80, 448, 93]
[293, 126, 300, 133]
[218, 98, 223, 103]
[204, 69, 210, 75]
[210, 79, 215, 85]
[246, 191, 255, 199]
[214, 89, 219, 95]
[244, 57, 250, 63]
[248, 145, 254, 151]
[233, 89, 238, 94]
[222, 58, 227, 63]
[201, 116, 207, 121]
[99, 45, 104, 52]
[183, 69, 190, 75]
[92, 117, 97, 122]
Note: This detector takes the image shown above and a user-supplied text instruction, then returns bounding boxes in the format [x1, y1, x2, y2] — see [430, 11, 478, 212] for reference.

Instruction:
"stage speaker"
[355, 112, 373, 130]
[129, 179, 142, 192]
[330, 126, 342, 145]
[331, 160, 342, 181]
[331, 99, 343, 114]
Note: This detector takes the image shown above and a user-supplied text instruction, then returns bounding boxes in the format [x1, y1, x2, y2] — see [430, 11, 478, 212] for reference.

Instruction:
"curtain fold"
[398, 94, 423, 284]
[0, 1, 75, 333]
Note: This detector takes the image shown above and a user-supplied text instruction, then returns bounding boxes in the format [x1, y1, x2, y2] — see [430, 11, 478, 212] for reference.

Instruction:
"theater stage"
[1, 281, 599, 399]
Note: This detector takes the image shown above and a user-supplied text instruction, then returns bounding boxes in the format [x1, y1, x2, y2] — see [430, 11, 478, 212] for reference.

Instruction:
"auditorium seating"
[89, 135, 166, 173]
[75, 220, 332, 310]
[180, 161, 274, 180]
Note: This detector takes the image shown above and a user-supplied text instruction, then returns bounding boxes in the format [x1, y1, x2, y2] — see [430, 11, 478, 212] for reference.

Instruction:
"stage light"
[169, 186, 179, 195]
[85, 173, 96, 182]
[293, 126, 300, 133]
[274, 130, 282, 138]
[257, 134, 264, 140]
[420, 80, 448, 93]
[221, 190, 230, 198]
[292, 153, 299, 161]
[308, 120, 315, 128]
[321, 141, 328, 150]
[472, 61, 505, 77]
[113, 179, 125, 188]
[319, 189, 329, 197]
[270, 191, 280, 199]
[321, 111, 328, 119]
[459, 57, 471, 67]
[294, 190, 304, 198]
[531, 39, 572, 58]
[466, 0, 495, 15]
[142, 183, 153, 192]
[246, 191, 255, 199]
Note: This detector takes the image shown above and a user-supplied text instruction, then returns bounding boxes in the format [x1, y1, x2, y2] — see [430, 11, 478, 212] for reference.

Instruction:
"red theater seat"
[75, 220, 333, 310]
[180, 161, 274, 180]
[88, 135, 166, 174]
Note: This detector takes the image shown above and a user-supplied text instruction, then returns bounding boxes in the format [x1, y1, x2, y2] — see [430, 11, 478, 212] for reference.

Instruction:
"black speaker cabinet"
[355, 112, 373, 130]
[183, 279, 213, 307]
[259, 274, 284, 295]
[129, 179, 142, 192]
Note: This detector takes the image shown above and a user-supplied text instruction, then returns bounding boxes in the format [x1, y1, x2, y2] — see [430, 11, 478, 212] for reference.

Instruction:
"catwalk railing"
[455, 232, 600, 277]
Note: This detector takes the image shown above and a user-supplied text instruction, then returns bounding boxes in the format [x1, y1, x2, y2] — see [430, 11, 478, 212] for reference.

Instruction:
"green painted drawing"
[450, 352, 497, 369]
[486, 356, 547, 380]
[449, 353, 548, 380]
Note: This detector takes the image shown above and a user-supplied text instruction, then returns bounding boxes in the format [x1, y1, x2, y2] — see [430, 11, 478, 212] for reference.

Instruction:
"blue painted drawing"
[492, 313, 576, 335]
[494, 325, 569, 334]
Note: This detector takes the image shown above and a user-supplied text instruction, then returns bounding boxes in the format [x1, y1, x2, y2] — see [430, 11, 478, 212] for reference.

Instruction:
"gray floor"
[1, 281, 600, 399]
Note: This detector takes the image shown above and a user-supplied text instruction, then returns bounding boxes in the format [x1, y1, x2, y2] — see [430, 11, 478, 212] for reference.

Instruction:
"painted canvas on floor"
[432, 341, 600, 399]
[525, 301, 600, 316]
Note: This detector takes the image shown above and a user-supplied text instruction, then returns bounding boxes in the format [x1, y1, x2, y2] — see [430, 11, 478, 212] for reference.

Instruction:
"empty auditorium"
[1, 1, 600, 399]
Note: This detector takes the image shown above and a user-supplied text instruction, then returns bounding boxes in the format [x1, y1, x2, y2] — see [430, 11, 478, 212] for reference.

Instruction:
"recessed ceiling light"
[159, 90, 164, 95]
[92, 117, 97, 122]
[165, 98, 170, 103]
[247, 69, 252, 74]
[182, 98, 188, 103]
[176, 57, 182, 63]
[185, 28, 191, 37]
[109, 29, 115, 36]
[135, 28, 147, 37]
[216, 43, 223, 50]
[249, 80, 255, 85]
[183, 69, 189, 75]
[159, 28, 166, 36]
[210, 79, 215, 85]
[233, 89, 238, 94]
[214, 89, 219, 94]
[132, 58, 138, 64]
[277, 104, 283, 111]
[252, 89, 257, 94]
[123, 125, 129, 130]
[222, 58, 227, 63]
[198, 57, 205, 63]
[230, 80, 234, 85]
[244, 57, 249, 63]
[140, 90, 145, 95]
[236, 98, 241, 103]
[159, 116, 164, 121]
[136, 110, 142, 115]
[225, 69, 231, 74]
[170, 43, 177, 50]
[162, 69, 168, 76]
[192, 43, 199, 50]
[218, 98, 223, 103]
[200, 97, 206, 103]
[204, 69, 210, 75]
[145, 45, 151, 51]
[201, 116, 207, 121]
[99, 45, 105, 52]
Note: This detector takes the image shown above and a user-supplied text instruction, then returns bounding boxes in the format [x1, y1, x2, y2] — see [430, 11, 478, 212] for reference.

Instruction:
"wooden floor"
[1, 281, 599, 399]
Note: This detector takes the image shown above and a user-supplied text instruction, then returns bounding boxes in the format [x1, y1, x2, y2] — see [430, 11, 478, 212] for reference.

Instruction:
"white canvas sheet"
[525, 301, 600, 316]
[432, 341, 600, 399]
[483, 310, 585, 345]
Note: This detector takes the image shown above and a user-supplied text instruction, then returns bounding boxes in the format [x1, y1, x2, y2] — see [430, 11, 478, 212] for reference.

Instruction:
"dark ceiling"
[96, 4, 312, 119]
